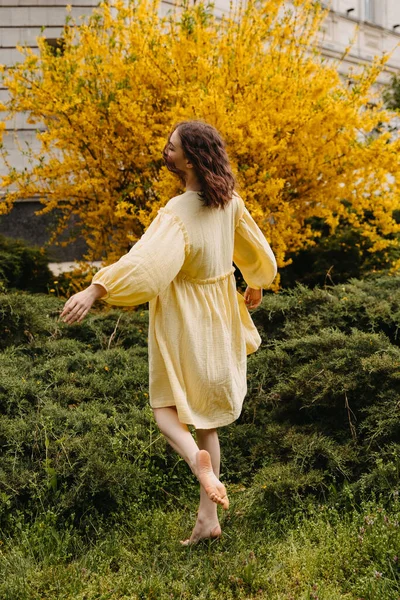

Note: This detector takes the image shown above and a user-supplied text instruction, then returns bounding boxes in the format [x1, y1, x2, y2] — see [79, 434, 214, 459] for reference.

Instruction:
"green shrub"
[0, 292, 148, 351]
[219, 327, 400, 520]
[254, 275, 400, 347]
[0, 292, 61, 349]
[0, 235, 53, 293]
[280, 218, 400, 288]
[1, 277, 400, 535]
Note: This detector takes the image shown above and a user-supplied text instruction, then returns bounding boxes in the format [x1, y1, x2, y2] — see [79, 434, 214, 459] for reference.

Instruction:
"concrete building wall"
[318, 0, 400, 81]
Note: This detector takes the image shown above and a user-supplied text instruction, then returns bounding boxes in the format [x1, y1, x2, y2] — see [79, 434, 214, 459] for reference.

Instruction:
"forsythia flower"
[0, 0, 399, 289]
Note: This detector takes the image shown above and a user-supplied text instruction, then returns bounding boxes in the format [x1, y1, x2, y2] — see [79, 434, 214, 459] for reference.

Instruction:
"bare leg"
[152, 406, 198, 475]
[152, 407, 229, 511]
[180, 428, 223, 546]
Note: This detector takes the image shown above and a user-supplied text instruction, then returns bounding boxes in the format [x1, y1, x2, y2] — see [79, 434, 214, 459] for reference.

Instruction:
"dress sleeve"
[233, 205, 277, 290]
[91, 207, 189, 306]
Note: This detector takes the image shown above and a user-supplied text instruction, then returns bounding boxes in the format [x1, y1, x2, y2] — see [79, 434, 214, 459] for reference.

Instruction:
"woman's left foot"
[196, 450, 229, 510]
[180, 522, 222, 546]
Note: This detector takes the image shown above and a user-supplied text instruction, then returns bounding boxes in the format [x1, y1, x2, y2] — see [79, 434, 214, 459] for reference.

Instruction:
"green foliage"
[218, 277, 400, 517]
[0, 235, 53, 293]
[253, 275, 400, 346]
[232, 328, 400, 515]
[1, 276, 400, 539]
[281, 219, 400, 288]
[0, 292, 60, 349]
[0, 292, 148, 351]
[383, 72, 400, 111]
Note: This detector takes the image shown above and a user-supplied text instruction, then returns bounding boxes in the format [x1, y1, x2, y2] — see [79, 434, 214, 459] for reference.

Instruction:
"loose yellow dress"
[91, 190, 277, 429]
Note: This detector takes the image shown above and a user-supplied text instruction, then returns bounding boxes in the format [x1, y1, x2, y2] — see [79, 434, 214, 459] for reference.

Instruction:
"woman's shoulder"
[165, 190, 200, 209]
[164, 190, 243, 225]
[231, 190, 245, 222]
[163, 191, 203, 223]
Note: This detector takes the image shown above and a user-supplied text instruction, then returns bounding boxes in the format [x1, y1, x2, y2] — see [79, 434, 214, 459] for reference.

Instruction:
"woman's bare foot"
[196, 450, 229, 510]
[180, 520, 222, 546]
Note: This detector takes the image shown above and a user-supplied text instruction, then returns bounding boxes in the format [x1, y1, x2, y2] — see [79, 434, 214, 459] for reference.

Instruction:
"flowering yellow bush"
[1, 0, 399, 285]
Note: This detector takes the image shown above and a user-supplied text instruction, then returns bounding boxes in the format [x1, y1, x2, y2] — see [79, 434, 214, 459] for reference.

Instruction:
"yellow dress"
[91, 190, 277, 428]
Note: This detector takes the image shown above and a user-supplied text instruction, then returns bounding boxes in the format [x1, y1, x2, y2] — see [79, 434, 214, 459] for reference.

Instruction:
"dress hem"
[149, 399, 244, 429]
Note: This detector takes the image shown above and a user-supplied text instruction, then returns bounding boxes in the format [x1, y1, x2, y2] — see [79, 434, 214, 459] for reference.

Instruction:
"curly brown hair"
[162, 120, 236, 209]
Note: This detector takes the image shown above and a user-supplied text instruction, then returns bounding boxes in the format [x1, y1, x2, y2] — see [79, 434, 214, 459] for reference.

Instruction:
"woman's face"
[165, 128, 191, 173]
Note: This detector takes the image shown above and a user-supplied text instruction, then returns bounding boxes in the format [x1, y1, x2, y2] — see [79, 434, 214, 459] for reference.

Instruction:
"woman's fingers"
[248, 302, 260, 309]
[63, 308, 85, 324]
[62, 309, 78, 324]
[61, 299, 87, 324]
[60, 290, 94, 324]
[76, 309, 89, 323]
[61, 301, 75, 316]
[60, 303, 70, 318]
[60, 296, 77, 318]
[60, 303, 78, 321]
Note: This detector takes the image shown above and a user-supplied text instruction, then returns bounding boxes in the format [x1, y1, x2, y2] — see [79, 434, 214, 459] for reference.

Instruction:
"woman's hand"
[60, 284, 106, 325]
[244, 286, 262, 310]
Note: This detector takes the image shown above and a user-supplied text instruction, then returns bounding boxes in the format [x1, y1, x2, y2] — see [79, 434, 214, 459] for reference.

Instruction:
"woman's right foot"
[196, 450, 229, 510]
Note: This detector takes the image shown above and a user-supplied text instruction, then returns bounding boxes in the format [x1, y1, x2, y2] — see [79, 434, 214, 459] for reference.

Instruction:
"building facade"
[0, 0, 399, 264]
[318, 0, 400, 82]
[0, 0, 101, 262]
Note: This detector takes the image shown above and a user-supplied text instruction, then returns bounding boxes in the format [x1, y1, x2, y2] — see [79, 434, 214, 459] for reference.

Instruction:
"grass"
[0, 493, 399, 600]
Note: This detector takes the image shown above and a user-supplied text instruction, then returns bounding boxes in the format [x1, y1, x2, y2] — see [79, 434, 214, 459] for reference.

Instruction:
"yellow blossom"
[0, 0, 399, 290]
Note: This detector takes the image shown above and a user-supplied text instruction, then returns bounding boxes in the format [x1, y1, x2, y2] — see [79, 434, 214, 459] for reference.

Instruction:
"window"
[364, 0, 375, 23]
[44, 38, 66, 57]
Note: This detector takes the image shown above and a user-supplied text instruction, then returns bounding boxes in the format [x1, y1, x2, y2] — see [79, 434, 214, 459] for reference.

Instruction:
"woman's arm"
[233, 205, 277, 292]
[60, 208, 187, 324]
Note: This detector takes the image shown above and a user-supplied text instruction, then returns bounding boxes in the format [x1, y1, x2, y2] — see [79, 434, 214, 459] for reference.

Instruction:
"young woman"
[60, 120, 277, 545]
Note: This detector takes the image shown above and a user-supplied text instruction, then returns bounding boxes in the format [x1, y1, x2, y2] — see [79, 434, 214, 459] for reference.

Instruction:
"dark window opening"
[44, 38, 66, 57]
